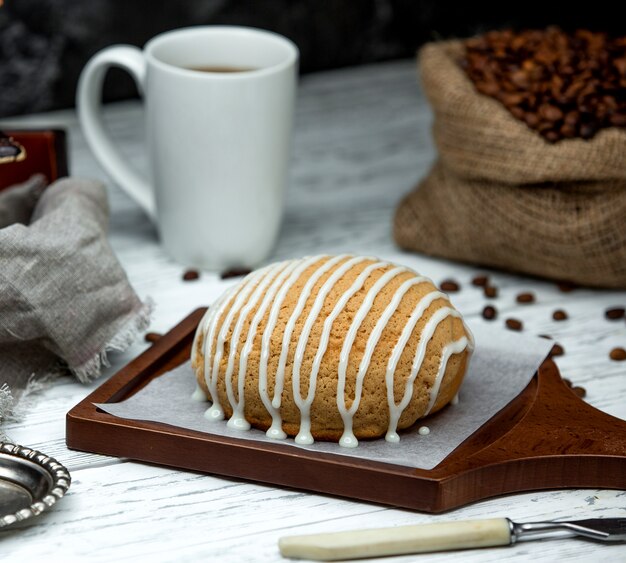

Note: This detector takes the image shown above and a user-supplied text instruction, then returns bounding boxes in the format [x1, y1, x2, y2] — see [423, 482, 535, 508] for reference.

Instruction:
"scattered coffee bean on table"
[182, 269, 200, 281]
[144, 332, 163, 344]
[505, 318, 523, 331]
[550, 343, 565, 357]
[221, 268, 252, 280]
[440, 279, 460, 292]
[572, 386, 587, 398]
[482, 305, 497, 320]
[472, 275, 489, 287]
[610, 347, 626, 361]
[484, 286, 498, 298]
[557, 281, 577, 293]
[516, 292, 535, 304]
[605, 307, 625, 320]
[552, 309, 568, 321]
[562, 378, 573, 387]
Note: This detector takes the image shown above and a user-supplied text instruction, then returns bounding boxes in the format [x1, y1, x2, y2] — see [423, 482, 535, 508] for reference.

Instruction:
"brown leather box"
[0, 129, 69, 191]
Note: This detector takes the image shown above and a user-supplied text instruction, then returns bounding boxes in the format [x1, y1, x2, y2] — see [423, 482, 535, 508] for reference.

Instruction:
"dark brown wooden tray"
[66, 308, 626, 513]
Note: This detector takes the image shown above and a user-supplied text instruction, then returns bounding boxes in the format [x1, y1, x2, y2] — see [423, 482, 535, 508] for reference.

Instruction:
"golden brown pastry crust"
[192, 256, 472, 442]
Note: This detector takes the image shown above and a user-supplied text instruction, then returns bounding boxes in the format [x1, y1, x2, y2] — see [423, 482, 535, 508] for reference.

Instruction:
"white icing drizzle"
[191, 384, 208, 402]
[195, 283, 244, 415]
[386, 306, 471, 443]
[291, 256, 372, 444]
[335, 266, 409, 447]
[424, 336, 470, 415]
[273, 254, 350, 425]
[293, 260, 395, 448]
[224, 262, 288, 430]
[258, 255, 328, 439]
[384, 295, 452, 443]
[418, 426, 430, 436]
[205, 267, 270, 421]
[193, 283, 241, 369]
[196, 255, 473, 447]
[235, 259, 302, 436]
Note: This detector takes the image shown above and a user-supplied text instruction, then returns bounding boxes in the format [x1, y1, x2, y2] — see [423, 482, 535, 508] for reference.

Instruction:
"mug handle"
[77, 45, 156, 219]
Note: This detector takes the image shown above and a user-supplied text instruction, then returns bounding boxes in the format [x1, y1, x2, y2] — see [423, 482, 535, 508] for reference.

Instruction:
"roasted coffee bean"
[539, 104, 564, 122]
[610, 113, 626, 127]
[572, 386, 587, 398]
[221, 268, 252, 280]
[440, 279, 460, 292]
[544, 130, 560, 143]
[484, 286, 498, 298]
[552, 309, 568, 321]
[505, 318, 523, 331]
[463, 28, 626, 143]
[472, 275, 489, 287]
[609, 347, 626, 361]
[557, 281, 577, 292]
[144, 332, 163, 343]
[482, 305, 497, 320]
[562, 377, 573, 387]
[509, 105, 526, 119]
[516, 292, 535, 304]
[524, 112, 540, 127]
[549, 343, 565, 357]
[564, 111, 579, 127]
[182, 269, 200, 281]
[605, 307, 625, 320]
[580, 122, 598, 140]
[560, 123, 577, 138]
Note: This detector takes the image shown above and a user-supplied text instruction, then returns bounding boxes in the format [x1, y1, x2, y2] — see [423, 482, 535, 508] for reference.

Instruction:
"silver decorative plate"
[0, 442, 71, 528]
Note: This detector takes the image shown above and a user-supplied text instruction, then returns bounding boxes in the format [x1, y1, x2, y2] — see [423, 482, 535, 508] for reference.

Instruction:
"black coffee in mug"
[187, 66, 256, 73]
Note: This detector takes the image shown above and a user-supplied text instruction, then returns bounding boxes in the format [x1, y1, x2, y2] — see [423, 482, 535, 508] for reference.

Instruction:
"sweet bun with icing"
[191, 255, 473, 447]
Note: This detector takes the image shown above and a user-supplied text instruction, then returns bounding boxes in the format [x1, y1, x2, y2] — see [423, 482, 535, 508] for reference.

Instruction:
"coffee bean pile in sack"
[394, 33, 626, 288]
[462, 28, 626, 143]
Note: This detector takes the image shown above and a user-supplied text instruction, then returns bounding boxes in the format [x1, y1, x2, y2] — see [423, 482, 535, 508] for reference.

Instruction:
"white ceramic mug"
[77, 26, 298, 270]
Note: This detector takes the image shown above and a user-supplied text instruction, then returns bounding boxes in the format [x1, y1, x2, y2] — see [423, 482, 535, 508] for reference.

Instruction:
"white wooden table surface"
[1, 60, 626, 563]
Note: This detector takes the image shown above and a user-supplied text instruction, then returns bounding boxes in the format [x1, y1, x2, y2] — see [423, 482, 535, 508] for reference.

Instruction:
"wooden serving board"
[66, 308, 626, 513]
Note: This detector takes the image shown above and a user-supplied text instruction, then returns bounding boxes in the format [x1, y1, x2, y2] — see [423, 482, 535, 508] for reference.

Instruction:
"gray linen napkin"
[0, 175, 152, 423]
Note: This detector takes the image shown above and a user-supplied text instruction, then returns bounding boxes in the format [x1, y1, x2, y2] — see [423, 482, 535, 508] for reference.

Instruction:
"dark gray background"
[0, 0, 617, 117]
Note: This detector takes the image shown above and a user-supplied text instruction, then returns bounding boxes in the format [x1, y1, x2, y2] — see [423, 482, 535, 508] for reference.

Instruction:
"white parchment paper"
[96, 321, 553, 470]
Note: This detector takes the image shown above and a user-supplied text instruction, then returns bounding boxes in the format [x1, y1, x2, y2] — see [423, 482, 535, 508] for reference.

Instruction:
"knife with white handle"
[278, 517, 626, 561]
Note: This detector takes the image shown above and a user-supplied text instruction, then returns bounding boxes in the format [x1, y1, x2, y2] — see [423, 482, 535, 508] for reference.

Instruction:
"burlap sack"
[394, 40, 626, 287]
[421, 41, 626, 184]
[395, 162, 626, 288]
